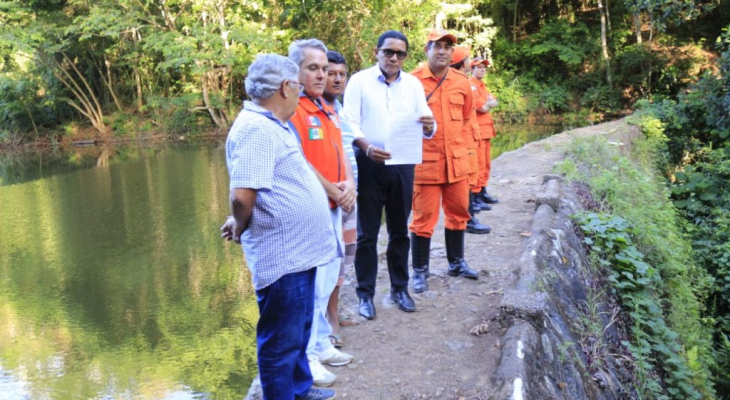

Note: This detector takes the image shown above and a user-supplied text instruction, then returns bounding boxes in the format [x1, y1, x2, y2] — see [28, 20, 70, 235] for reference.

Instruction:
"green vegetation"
[576, 212, 709, 399]
[1, 0, 728, 142]
[625, 25, 730, 394]
[554, 26, 730, 396]
[557, 133, 715, 398]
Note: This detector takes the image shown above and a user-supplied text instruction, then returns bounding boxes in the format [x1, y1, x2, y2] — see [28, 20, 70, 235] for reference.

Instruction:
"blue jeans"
[256, 268, 315, 400]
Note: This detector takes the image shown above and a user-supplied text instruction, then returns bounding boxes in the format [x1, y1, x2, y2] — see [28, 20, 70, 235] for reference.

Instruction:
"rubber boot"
[471, 192, 482, 213]
[445, 228, 479, 279]
[411, 233, 431, 293]
[479, 187, 499, 204]
[467, 196, 491, 235]
[472, 191, 491, 210]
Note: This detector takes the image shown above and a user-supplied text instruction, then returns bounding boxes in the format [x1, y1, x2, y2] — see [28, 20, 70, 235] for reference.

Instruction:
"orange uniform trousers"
[468, 146, 480, 193]
[409, 179, 470, 238]
[477, 138, 492, 188]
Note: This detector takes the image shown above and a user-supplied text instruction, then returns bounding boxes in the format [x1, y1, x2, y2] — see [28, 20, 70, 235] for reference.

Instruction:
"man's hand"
[419, 115, 435, 134]
[220, 216, 245, 244]
[335, 181, 357, 213]
[486, 95, 498, 109]
[369, 146, 392, 163]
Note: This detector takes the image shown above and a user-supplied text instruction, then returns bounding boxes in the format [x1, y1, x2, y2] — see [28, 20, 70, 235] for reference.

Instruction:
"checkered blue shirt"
[226, 101, 338, 290]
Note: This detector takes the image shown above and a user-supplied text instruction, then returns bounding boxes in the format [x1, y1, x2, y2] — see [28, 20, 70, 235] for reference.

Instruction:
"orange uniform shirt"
[470, 76, 496, 139]
[411, 66, 474, 184]
[290, 96, 346, 208]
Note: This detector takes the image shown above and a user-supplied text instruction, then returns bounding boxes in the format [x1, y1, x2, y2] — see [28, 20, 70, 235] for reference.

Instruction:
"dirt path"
[331, 119, 630, 399]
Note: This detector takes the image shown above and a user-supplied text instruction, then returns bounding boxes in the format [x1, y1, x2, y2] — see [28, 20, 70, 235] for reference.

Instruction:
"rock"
[535, 178, 561, 211]
[243, 375, 263, 400]
[430, 248, 447, 258]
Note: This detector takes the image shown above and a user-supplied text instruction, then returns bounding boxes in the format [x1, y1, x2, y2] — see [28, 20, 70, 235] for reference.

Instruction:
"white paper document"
[384, 113, 423, 165]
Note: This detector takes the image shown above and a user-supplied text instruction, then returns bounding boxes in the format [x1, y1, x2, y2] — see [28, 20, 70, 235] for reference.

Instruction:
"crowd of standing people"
[221, 28, 500, 400]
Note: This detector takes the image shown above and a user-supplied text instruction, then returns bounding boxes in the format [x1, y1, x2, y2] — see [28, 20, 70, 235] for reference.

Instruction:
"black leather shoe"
[296, 387, 336, 400]
[358, 297, 376, 320]
[467, 216, 491, 234]
[390, 291, 416, 312]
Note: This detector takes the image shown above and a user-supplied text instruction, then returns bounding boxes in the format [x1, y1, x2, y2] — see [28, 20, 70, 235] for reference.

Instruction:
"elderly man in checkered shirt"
[221, 54, 338, 400]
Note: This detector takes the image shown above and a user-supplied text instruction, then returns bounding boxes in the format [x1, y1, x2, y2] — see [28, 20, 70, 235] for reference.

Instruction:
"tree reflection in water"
[0, 142, 259, 400]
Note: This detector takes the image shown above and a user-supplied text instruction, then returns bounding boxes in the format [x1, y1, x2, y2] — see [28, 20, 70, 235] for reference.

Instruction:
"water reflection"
[491, 122, 564, 160]
[0, 143, 258, 400]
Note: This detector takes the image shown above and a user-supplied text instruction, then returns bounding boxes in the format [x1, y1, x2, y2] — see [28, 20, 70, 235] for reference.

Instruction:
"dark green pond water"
[0, 122, 564, 400]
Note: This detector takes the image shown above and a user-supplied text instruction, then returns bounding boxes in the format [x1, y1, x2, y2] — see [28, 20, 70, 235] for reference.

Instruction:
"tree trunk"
[634, 13, 642, 44]
[35, 51, 108, 134]
[598, 0, 612, 87]
[24, 105, 40, 141]
[201, 71, 225, 130]
[135, 67, 144, 111]
[133, 30, 144, 111]
[102, 55, 123, 112]
[513, 0, 519, 41]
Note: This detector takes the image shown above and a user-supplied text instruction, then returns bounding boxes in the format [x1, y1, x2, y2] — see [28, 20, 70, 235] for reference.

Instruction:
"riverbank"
[0, 112, 610, 151]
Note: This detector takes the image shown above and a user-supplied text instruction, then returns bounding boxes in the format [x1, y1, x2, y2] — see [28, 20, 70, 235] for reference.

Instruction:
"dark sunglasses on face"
[379, 49, 408, 60]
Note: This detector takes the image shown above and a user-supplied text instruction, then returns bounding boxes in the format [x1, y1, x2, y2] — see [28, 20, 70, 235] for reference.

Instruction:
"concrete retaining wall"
[492, 175, 631, 400]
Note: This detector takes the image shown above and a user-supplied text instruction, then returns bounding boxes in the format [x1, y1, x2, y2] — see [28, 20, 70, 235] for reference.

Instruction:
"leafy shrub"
[575, 212, 705, 399]
[557, 135, 715, 397]
[630, 27, 730, 394]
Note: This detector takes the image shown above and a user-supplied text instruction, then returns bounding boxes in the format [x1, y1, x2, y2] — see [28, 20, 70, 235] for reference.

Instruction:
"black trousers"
[354, 148, 414, 298]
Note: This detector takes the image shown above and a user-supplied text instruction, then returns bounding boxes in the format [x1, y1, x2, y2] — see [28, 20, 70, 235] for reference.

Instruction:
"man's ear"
[373, 46, 379, 59]
[280, 80, 290, 98]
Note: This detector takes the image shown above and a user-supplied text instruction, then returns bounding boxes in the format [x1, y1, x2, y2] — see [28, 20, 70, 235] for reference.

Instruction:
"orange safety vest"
[470, 76, 496, 139]
[290, 96, 346, 208]
[411, 66, 474, 184]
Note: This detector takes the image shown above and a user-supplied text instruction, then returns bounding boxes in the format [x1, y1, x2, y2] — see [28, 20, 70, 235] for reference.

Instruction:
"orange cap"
[451, 46, 471, 65]
[426, 29, 457, 44]
[470, 58, 491, 68]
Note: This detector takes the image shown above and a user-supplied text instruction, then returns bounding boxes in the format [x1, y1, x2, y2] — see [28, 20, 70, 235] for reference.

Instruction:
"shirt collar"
[419, 65, 451, 81]
[374, 65, 402, 84]
[243, 101, 288, 128]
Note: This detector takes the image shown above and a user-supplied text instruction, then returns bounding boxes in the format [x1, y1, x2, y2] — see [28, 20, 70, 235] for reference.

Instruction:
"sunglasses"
[379, 49, 408, 60]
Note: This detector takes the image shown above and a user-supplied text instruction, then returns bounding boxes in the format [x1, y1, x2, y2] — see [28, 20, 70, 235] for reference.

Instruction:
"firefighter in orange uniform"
[470, 58, 500, 206]
[450, 46, 491, 235]
[410, 30, 482, 294]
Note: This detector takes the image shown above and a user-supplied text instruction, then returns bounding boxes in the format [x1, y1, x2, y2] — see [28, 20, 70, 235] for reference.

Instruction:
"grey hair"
[244, 54, 299, 100]
[288, 38, 328, 67]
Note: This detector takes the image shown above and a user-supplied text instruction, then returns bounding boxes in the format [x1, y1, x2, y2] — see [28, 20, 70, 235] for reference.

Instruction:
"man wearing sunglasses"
[341, 30, 435, 320]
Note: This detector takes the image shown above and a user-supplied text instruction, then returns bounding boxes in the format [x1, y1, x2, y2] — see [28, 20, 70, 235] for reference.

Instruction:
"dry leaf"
[470, 321, 489, 336]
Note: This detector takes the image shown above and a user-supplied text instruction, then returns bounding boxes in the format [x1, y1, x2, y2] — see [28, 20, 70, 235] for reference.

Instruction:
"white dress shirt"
[341, 65, 435, 149]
